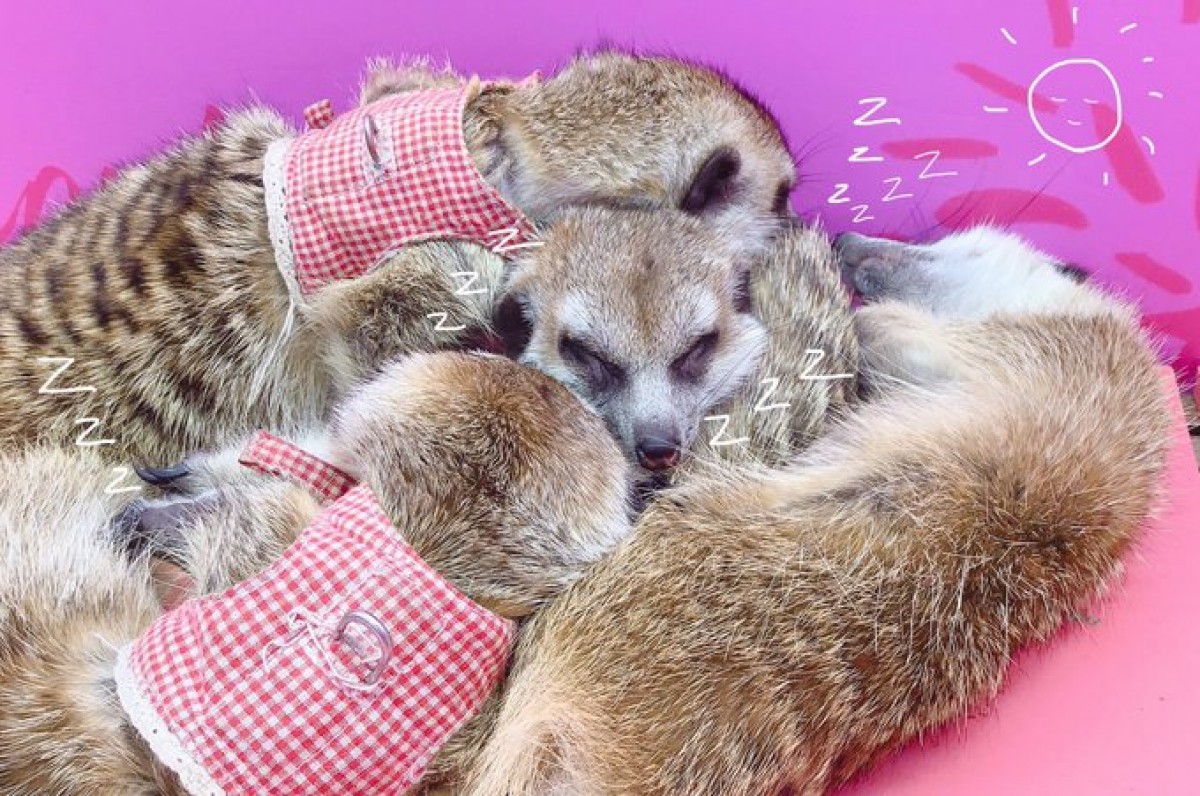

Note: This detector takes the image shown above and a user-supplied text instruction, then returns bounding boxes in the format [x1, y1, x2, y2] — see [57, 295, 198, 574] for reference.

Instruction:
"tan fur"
[0, 353, 629, 793]
[0, 52, 793, 469]
[498, 211, 855, 480]
[681, 220, 859, 471]
[458, 229, 1172, 795]
[0, 448, 184, 795]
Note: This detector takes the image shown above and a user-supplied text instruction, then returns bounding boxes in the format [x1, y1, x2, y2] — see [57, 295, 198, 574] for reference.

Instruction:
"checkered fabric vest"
[114, 431, 516, 795]
[262, 82, 540, 297]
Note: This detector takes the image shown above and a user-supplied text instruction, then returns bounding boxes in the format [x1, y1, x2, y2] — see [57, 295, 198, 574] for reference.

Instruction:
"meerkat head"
[330, 352, 631, 619]
[360, 51, 797, 250]
[494, 205, 768, 479]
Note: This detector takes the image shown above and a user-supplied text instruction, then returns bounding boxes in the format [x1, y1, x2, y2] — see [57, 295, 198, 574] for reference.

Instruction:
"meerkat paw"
[836, 227, 1102, 320]
[110, 492, 219, 564]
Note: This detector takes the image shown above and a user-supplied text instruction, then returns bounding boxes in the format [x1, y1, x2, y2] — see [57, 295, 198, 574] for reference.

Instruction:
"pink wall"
[3, 5, 1199, 792]
[3, 0, 1198, 380]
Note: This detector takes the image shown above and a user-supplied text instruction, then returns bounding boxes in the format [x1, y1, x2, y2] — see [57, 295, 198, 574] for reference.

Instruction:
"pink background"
[3, 3, 1198, 791]
[3, 0, 1199, 383]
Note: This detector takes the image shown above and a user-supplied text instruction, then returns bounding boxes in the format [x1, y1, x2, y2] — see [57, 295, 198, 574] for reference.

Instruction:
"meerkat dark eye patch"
[772, 180, 793, 214]
[672, 330, 719, 382]
[559, 334, 625, 393]
[492, 292, 534, 357]
[1053, 261, 1090, 284]
[681, 146, 741, 215]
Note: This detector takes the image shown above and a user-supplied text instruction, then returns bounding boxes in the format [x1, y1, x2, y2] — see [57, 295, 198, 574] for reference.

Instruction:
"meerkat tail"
[459, 228, 1172, 795]
[461, 655, 598, 796]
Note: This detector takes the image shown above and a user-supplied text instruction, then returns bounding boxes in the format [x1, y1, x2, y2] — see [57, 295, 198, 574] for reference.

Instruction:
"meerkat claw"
[134, 462, 191, 486]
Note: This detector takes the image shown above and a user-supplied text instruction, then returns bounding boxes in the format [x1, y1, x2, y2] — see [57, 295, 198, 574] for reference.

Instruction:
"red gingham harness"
[262, 83, 540, 297]
[115, 433, 516, 795]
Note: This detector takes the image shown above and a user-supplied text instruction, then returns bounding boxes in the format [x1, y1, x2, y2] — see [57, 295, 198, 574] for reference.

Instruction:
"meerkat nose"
[636, 439, 681, 471]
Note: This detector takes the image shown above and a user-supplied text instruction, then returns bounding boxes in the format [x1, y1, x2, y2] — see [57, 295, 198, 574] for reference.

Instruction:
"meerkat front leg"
[112, 446, 322, 603]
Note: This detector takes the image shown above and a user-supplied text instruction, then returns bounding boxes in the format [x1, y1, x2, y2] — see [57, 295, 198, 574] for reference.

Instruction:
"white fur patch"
[923, 227, 1113, 320]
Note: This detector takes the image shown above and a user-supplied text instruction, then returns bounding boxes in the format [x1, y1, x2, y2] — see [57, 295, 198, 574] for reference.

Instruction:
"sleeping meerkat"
[456, 227, 1172, 795]
[494, 208, 858, 482]
[0, 352, 630, 795]
[0, 51, 795, 467]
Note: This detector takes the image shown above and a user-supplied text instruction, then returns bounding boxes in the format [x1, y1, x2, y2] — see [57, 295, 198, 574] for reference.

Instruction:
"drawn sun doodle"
[950, 5, 1167, 223]
[984, 7, 1166, 204]
[823, 1, 1198, 383]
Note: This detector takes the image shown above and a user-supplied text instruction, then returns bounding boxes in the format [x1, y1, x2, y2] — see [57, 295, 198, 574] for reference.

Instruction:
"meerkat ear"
[680, 146, 742, 215]
[492, 291, 534, 357]
[359, 56, 461, 105]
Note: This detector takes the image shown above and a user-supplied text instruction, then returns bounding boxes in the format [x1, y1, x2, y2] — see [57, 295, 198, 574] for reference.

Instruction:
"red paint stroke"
[0, 166, 80, 244]
[1091, 103, 1164, 204]
[934, 188, 1088, 229]
[1046, 0, 1076, 47]
[1143, 307, 1200, 381]
[1185, 0, 1200, 23]
[1195, 166, 1200, 230]
[881, 137, 999, 160]
[1115, 252, 1192, 294]
[955, 63, 1059, 113]
[202, 104, 226, 131]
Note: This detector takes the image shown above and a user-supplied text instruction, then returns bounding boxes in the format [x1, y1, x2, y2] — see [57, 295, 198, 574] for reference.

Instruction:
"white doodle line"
[37, 356, 141, 494]
[704, 361, 853, 448]
[1027, 59, 1123, 154]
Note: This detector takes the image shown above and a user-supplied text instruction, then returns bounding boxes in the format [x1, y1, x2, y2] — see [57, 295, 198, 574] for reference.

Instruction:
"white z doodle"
[753, 377, 791, 414]
[452, 269, 487, 296]
[104, 466, 143, 495]
[800, 349, 855, 381]
[426, 312, 467, 332]
[853, 97, 902, 127]
[487, 227, 545, 256]
[850, 204, 875, 224]
[827, 183, 852, 205]
[74, 417, 117, 448]
[36, 356, 96, 395]
[704, 414, 750, 448]
[881, 176, 914, 203]
[36, 357, 141, 496]
[848, 146, 884, 163]
[914, 150, 958, 180]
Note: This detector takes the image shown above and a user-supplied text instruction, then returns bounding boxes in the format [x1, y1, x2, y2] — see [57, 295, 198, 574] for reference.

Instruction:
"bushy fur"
[456, 227, 1171, 795]
[0, 353, 630, 793]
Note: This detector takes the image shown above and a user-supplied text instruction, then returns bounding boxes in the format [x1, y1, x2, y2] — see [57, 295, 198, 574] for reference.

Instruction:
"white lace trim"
[263, 137, 298, 297]
[114, 644, 227, 796]
[253, 137, 303, 404]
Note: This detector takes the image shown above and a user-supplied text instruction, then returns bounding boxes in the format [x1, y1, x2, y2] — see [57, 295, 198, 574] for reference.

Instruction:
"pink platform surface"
[841, 369, 1200, 795]
[2, 3, 1198, 792]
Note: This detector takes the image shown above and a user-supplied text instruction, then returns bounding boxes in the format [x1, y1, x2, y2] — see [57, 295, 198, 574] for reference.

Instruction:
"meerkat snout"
[329, 351, 632, 618]
[634, 427, 683, 471]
